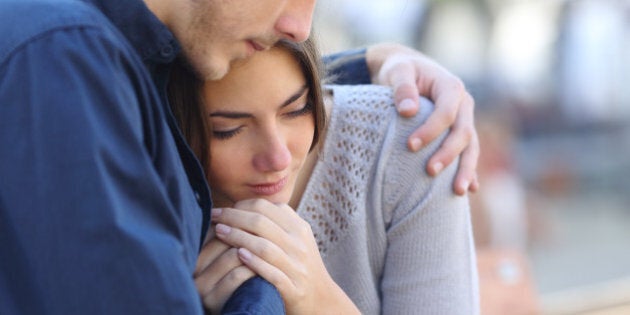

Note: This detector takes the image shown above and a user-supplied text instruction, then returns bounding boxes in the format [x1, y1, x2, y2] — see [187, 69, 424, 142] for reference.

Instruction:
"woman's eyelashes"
[211, 102, 313, 140]
[284, 101, 313, 118]
[212, 127, 242, 140]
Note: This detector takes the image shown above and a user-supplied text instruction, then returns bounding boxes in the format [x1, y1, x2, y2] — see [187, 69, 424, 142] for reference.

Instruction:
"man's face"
[171, 0, 316, 81]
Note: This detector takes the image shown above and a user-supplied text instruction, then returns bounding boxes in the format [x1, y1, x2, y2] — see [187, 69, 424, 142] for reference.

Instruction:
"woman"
[169, 38, 479, 314]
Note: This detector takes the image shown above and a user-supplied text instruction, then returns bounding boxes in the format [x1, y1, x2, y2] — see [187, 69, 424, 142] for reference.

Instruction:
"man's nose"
[274, 0, 315, 42]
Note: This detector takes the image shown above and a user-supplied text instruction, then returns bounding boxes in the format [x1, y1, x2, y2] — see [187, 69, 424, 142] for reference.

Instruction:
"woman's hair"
[168, 36, 327, 176]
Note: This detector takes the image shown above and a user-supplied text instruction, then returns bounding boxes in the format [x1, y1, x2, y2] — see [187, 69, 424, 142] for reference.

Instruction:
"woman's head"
[171, 37, 325, 207]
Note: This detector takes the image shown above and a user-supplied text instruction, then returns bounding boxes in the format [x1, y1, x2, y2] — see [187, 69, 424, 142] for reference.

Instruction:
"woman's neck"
[289, 89, 333, 209]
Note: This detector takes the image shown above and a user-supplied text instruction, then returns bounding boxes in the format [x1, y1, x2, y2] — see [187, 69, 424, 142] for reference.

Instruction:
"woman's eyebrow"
[279, 85, 308, 109]
[210, 85, 309, 119]
[209, 111, 251, 119]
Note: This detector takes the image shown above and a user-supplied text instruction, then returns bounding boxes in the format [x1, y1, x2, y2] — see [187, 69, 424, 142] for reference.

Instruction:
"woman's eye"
[212, 128, 242, 140]
[285, 102, 313, 118]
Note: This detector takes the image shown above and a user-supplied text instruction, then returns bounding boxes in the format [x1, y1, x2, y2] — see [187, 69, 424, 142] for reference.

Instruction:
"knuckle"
[251, 198, 270, 209]
[294, 244, 310, 260]
[248, 214, 266, 230]
[296, 217, 312, 235]
[451, 77, 466, 92]
[434, 111, 456, 128]
[460, 126, 474, 142]
[445, 110, 458, 125]
[226, 247, 240, 260]
[464, 93, 475, 109]
[256, 242, 273, 258]
[227, 266, 254, 283]
[233, 199, 251, 208]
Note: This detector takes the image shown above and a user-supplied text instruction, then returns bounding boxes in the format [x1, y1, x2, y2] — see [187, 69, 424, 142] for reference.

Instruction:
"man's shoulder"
[0, 0, 111, 63]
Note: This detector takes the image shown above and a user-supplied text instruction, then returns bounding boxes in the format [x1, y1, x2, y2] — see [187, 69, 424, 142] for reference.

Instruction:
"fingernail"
[238, 248, 252, 261]
[398, 98, 415, 112]
[215, 223, 231, 236]
[410, 138, 423, 151]
[211, 208, 222, 217]
[431, 162, 443, 175]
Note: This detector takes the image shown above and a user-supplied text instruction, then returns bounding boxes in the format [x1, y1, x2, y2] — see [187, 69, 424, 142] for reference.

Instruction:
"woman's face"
[202, 47, 314, 207]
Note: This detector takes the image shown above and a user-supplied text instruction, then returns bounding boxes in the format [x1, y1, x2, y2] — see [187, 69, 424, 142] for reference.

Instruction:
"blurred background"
[314, 0, 630, 314]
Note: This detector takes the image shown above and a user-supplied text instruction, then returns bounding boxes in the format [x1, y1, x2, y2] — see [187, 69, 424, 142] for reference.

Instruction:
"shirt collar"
[85, 0, 180, 64]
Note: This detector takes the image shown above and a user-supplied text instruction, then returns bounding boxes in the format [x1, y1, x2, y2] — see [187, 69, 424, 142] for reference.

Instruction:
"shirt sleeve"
[323, 48, 372, 85]
[0, 28, 203, 314]
[380, 97, 480, 314]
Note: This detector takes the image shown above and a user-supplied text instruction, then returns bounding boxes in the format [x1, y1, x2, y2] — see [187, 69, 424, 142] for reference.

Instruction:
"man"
[0, 0, 478, 313]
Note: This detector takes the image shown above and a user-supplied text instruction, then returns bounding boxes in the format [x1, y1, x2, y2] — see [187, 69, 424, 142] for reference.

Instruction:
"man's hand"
[366, 42, 479, 195]
[194, 229, 256, 313]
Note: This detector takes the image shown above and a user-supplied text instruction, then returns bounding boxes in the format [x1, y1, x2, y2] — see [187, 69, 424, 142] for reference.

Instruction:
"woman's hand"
[211, 199, 360, 315]
[194, 229, 256, 314]
[366, 42, 480, 195]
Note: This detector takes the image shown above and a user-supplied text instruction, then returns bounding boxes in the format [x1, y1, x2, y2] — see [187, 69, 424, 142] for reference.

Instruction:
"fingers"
[424, 92, 479, 195]
[407, 76, 466, 149]
[236, 248, 295, 298]
[194, 245, 255, 313]
[384, 60, 420, 118]
[212, 199, 303, 243]
[427, 128, 479, 195]
[197, 264, 255, 312]
[195, 238, 230, 276]
[453, 134, 480, 195]
[195, 247, 244, 295]
[211, 206, 289, 250]
[233, 199, 300, 230]
[214, 223, 287, 269]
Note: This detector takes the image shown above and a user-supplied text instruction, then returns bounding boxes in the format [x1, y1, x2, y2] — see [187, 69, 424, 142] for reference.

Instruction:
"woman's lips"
[248, 177, 288, 196]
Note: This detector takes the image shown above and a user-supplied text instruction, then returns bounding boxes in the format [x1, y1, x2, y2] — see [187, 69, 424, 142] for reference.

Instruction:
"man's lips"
[248, 40, 267, 52]
[247, 177, 288, 196]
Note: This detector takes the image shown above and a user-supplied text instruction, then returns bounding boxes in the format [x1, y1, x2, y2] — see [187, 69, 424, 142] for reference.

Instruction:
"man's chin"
[201, 55, 249, 81]
[202, 66, 229, 81]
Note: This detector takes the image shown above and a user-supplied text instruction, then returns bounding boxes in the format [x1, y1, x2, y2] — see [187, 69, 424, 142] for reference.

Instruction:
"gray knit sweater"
[296, 85, 479, 314]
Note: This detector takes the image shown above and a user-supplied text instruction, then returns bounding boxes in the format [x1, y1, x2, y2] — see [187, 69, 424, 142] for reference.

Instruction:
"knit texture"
[297, 85, 479, 314]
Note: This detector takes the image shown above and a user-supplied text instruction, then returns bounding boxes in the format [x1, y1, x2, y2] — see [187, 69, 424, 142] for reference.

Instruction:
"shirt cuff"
[323, 47, 371, 85]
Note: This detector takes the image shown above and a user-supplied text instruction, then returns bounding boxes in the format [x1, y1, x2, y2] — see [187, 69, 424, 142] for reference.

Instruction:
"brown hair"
[168, 36, 327, 176]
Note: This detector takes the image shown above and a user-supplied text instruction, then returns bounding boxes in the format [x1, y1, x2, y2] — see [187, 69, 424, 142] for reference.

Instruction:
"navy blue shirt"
[0, 0, 209, 313]
[0, 0, 370, 314]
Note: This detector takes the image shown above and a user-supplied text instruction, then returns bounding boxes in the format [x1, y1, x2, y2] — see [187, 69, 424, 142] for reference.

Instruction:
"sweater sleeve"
[380, 97, 480, 314]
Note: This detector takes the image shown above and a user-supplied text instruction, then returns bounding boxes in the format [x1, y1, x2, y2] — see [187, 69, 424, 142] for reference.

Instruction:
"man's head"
[145, 0, 316, 80]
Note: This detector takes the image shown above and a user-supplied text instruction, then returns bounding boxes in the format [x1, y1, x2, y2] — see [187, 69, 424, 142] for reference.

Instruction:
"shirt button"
[160, 45, 174, 58]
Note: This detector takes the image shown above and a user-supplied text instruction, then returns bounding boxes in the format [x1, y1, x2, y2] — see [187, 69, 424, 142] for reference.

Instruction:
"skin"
[145, 0, 479, 195]
[201, 48, 315, 209]
[196, 46, 359, 314]
[146, 0, 478, 309]
[144, 0, 316, 80]
[367, 43, 480, 195]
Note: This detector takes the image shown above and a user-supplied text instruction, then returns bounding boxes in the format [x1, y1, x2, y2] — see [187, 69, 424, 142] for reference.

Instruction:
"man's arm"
[0, 28, 202, 314]
[323, 43, 479, 195]
[323, 47, 371, 85]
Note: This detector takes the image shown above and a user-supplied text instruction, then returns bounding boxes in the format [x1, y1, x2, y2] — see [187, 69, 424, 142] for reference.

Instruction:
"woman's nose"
[252, 133, 291, 172]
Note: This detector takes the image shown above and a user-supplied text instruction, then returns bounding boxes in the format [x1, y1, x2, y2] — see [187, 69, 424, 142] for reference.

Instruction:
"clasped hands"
[194, 199, 360, 314]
